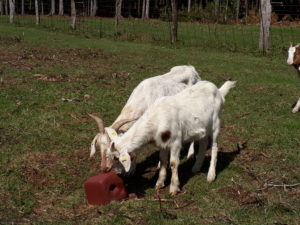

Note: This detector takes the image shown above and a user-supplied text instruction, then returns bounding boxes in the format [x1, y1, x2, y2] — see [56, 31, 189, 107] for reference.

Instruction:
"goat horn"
[88, 113, 105, 134]
[290, 42, 293, 47]
[111, 118, 137, 132]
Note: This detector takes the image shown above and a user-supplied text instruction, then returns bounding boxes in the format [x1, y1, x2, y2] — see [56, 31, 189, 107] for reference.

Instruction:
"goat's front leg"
[207, 123, 220, 183]
[292, 97, 300, 113]
[155, 149, 168, 190]
[169, 141, 181, 195]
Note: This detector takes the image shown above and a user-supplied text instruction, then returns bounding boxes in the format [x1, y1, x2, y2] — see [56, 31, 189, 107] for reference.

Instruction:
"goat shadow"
[124, 142, 246, 197]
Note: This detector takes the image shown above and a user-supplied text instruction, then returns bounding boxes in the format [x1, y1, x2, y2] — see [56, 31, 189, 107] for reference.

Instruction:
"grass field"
[1, 15, 300, 53]
[0, 23, 299, 224]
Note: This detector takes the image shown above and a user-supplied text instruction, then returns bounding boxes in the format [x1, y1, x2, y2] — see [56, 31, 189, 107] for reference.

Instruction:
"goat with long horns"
[88, 65, 201, 174]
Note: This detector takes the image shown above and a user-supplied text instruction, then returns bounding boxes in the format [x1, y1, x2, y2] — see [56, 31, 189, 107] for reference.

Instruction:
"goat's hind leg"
[292, 97, 300, 113]
[155, 149, 168, 190]
[169, 141, 181, 195]
[187, 142, 195, 159]
[192, 138, 208, 174]
[207, 123, 220, 183]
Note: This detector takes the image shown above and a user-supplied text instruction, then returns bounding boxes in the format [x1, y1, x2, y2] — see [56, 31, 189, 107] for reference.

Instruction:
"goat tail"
[90, 133, 100, 157]
[219, 81, 236, 98]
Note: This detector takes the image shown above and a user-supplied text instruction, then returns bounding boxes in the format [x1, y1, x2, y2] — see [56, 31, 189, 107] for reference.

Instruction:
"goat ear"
[119, 151, 131, 172]
[105, 127, 120, 142]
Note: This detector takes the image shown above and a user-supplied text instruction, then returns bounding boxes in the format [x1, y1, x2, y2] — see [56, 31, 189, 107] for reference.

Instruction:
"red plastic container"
[84, 172, 127, 205]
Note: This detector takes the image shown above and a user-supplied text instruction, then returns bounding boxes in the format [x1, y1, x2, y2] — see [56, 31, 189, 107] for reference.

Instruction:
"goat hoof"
[155, 182, 165, 190]
[169, 187, 180, 196]
[207, 173, 216, 183]
[170, 192, 177, 196]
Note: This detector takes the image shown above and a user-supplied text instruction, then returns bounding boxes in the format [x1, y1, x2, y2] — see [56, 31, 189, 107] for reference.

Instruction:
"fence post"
[70, 0, 76, 29]
[21, 0, 24, 15]
[170, 0, 178, 43]
[236, 0, 240, 23]
[214, 0, 219, 22]
[35, 0, 40, 25]
[0, 0, 3, 15]
[115, 0, 122, 35]
[259, 0, 271, 53]
[9, 0, 14, 24]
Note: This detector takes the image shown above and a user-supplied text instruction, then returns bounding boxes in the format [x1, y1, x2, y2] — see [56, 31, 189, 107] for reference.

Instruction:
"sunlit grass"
[0, 23, 299, 224]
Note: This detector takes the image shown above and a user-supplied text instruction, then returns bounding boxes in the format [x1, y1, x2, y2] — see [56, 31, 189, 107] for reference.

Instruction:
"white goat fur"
[106, 80, 236, 195]
[287, 43, 300, 113]
[90, 65, 200, 171]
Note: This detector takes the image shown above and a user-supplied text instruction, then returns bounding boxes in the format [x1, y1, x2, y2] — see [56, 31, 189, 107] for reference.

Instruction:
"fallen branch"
[264, 183, 300, 191]
[174, 200, 197, 210]
[156, 192, 177, 220]
[135, 197, 194, 203]
[259, 152, 269, 158]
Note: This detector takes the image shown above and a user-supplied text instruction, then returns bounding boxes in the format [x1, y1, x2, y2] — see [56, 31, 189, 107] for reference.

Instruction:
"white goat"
[105, 80, 236, 195]
[89, 65, 200, 172]
[287, 43, 300, 113]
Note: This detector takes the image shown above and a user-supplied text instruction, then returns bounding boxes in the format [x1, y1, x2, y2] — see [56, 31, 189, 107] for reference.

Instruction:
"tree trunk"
[91, 0, 98, 16]
[116, 0, 122, 18]
[236, 0, 240, 23]
[115, 0, 122, 34]
[9, 0, 14, 24]
[41, 0, 44, 15]
[70, 0, 76, 29]
[245, 0, 248, 24]
[35, 0, 40, 24]
[90, 0, 92, 16]
[0, 0, 3, 15]
[214, 0, 219, 22]
[142, 0, 146, 18]
[21, 0, 24, 14]
[145, 0, 150, 18]
[5, 0, 8, 15]
[94, 0, 98, 16]
[59, 0, 64, 15]
[137, 0, 141, 17]
[170, 0, 177, 43]
[188, 0, 191, 12]
[224, 0, 229, 23]
[49, 0, 55, 15]
[259, 0, 271, 52]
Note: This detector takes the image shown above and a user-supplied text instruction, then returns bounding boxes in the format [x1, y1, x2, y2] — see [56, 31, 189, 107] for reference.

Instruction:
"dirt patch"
[22, 165, 49, 186]
[223, 135, 243, 143]
[0, 48, 37, 71]
[0, 46, 115, 75]
[21, 152, 64, 187]
[0, 35, 24, 45]
[220, 185, 265, 206]
[33, 73, 78, 82]
[0, 127, 20, 146]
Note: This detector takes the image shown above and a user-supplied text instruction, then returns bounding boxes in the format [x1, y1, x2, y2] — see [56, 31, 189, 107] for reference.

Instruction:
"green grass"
[1, 15, 300, 53]
[0, 23, 299, 224]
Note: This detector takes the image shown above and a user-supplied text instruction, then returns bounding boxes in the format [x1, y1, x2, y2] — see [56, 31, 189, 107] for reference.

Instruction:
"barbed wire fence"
[0, 0, 299, 53]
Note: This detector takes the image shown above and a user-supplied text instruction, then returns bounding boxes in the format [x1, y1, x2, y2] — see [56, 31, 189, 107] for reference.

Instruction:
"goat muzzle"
[101, 166, 112, 173]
